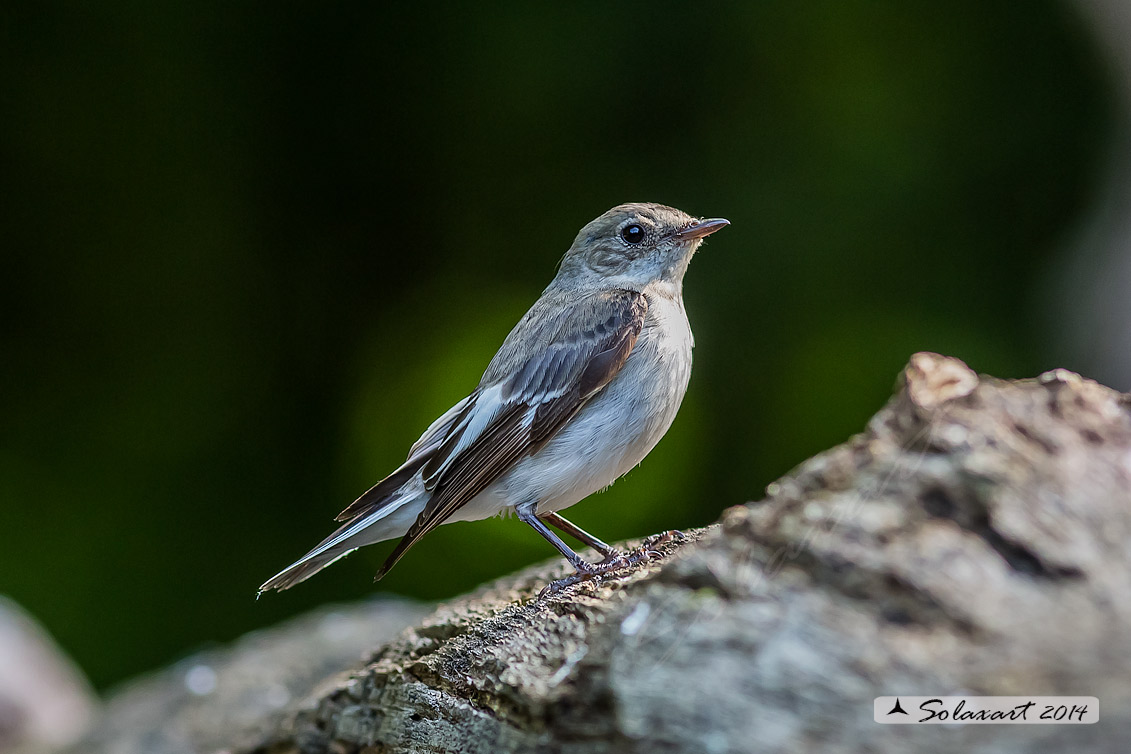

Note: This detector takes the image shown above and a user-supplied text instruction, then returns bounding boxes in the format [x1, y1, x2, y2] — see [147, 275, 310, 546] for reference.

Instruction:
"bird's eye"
[621, 224, 645, 244]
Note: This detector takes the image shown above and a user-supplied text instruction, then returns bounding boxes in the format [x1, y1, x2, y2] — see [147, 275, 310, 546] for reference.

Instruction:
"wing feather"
[374, 288, 648, 578]
[334, 392, 477, 522]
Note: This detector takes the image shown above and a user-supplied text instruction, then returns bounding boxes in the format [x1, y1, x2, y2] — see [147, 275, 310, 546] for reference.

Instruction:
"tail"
[257, 488, 423, 595]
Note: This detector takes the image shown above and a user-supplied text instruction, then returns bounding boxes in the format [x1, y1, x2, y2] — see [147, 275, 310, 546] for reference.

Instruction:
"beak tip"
[676, 217, 731, 240]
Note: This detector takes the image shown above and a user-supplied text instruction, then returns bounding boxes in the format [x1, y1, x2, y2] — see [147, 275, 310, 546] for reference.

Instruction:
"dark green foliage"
[0, 1, 1111, 689]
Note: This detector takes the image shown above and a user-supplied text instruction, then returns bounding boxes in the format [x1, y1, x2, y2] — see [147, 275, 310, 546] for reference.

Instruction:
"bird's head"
[554, 203, 729, 292]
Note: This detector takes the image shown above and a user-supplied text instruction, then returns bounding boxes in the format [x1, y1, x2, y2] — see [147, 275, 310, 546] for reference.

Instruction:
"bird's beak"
[674, 218, 730, 240]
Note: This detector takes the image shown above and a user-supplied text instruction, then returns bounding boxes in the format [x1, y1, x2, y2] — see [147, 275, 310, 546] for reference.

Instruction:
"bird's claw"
[585, 553, 632, 575]
[622, 529, 685, 564]
[640, 529, 686, 549]
[538, 551, 632, 598]
[538, 571, 596, 598]
[538, 559, 624, 597]
[537, 532, 687, 599]
[596, 548, 629, 567]
[627, 548, 663, 565]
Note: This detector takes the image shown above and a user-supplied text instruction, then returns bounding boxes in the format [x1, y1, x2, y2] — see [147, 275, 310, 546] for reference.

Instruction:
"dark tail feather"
[257, 544, 355, 595]
[259, 485, 425, 596]
[334, 455, 428, 522]
[258, 513, 370, 594]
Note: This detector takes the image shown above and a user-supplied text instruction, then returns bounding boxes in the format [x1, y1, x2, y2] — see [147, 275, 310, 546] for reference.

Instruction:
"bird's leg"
[517, 506, 631, 597]
[538, 512, 626, 565]
[517, 506, 593, 573]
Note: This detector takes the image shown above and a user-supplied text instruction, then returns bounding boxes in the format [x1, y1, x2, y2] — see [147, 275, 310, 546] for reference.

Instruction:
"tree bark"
[76, 354, 1131, 754]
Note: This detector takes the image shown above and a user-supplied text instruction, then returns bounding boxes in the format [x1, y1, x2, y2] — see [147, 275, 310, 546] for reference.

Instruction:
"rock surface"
[67, 598, 429, 754]
[0, 597, 96, 754]
[236, 354, 1131, 753]
[73, 354, 1131, 753]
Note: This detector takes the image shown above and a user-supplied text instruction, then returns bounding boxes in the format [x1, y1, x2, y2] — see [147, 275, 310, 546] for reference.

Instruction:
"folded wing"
[332, 392, 477, 523]
[374, 287, 648, 578]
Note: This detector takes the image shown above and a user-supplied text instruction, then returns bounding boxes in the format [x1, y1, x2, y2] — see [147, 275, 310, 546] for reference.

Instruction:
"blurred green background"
[0, 1, 1118, 691]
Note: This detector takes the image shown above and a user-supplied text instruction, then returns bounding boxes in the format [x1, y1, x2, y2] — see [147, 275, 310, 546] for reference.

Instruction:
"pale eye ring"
[621, 224, 645, 244]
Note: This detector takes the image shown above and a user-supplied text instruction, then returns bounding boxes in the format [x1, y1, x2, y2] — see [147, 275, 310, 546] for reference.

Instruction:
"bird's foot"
[596, 548, 628, 566]
[536, 533, 686, 599]
[538, 552, 631, 598]
[626, 529, 687, 564]
[538, 571, 595, 598]
[643, 529, 686, 548]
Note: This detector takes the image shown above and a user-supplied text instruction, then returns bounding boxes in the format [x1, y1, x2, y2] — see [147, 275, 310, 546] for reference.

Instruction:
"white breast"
[454, 285, 694, 521]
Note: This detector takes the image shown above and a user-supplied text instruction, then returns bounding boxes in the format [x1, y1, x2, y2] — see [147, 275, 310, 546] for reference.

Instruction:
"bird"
[258, 202, 729, 596]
